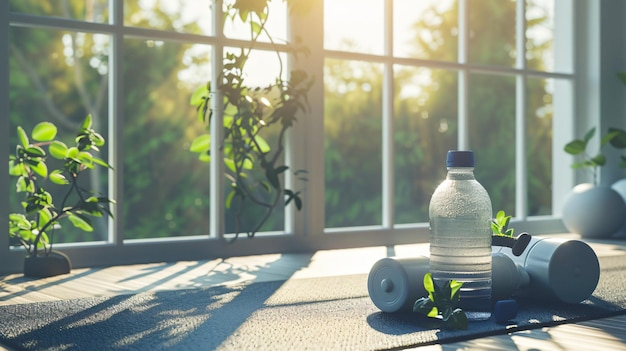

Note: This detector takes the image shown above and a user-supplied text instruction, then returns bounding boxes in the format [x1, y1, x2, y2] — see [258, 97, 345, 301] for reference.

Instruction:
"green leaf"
[32, 122, 57, 142]
[77, 151, 94, 165]
[16, 176, 32, 192]
[49, 141, 69, 159]
[190, 85, 209, 106]
[413, 297, 435, 315]
[225, 189, 236, 209]
[238, 9, 249, 22]
[224, 158, 237, 173]
[440, 280, 452, 302]
[66, 147, 79, 160]
[583, 127, 596, 143]
[601, 130, 620, 147]
[423, 272, 434, 294]
[491, 221, 499, 235]
[251, 21, 262, 35]
[275, 165, 289, 174]
[37, 208, 53, 228]
[38, 232, 50, 247]
[266, 166, 280, 189]
[618, 72, 626, 86]
[68, 213, 94, 232]
[190, 134, 211, 153]
[608, 127, 626, 149]
[30, 160, 48, 178]
[9, 213, 30, 229]
[591, 154, 606, 166]
[198, 153, 211, 162]
[92, 157, 111, 169]
[285, 189, 303, 210]
[91, 132, 106, 147]
[49, 169, 68, 184]
[24, 145, 45, 158]
[17, 126, 29, 148]
[564, 140, 585, 155]
[427, 307, 439, 318]
[294, 194, 303, 210]
[449, 280, 463, 300]
[253, 135, 271, 153]
[495, 210, 505, 222]
[82, 114, 93, 130]
[242, 158, 253, 170]
[9, 160, 23, 176]
[502, 216, 510, 229]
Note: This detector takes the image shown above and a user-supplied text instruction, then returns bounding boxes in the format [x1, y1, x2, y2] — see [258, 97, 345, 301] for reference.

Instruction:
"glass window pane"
[394, 66, 458, 224]
[325, 59, 383, 228]
[527, 77, 553, 215]
[469, 73, 516, 215]
[394, 0, 457, 61]
[124, 0, 213, 36]
[526, 0, 555, 72]
[9, 27, 111, 244]
[468, 0, 516, 67]
[10, 0, 109, 23]
[221, 48, 289, 236]
[122, 39, 211, 239]
[324, 0, 384, 55]
[223, 0, 287, 42]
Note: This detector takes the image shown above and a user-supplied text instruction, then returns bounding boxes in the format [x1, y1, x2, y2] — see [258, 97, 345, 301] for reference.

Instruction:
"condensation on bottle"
[429, 150, 493, 321]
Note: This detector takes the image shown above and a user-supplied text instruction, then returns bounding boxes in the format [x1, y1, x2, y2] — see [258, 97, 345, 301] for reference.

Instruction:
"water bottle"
[429, 150, 493, 320]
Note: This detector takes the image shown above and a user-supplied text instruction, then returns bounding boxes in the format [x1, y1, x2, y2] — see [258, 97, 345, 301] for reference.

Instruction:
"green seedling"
[413, 272, 468, 330]
[491, 210, 514, 237]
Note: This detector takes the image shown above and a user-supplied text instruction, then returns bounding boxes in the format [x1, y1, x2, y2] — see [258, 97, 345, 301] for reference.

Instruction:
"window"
[323, 0, 568, 231]
[0, 0, 606, 272]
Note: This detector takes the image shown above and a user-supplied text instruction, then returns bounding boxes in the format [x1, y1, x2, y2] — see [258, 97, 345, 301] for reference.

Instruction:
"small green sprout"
[413, 272, 468, 330]
[491, 210, 514, 237]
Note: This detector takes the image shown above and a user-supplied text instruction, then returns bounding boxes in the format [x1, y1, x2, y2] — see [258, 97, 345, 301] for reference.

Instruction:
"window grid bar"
[109, 0, 124, 244]
[0, 0, 9, 253]
[458, 0, 469, 150]
[9, 12, 114, 32]
[324, 49, 574, 81]
[382, 0, 394, 228]
[211, 0, 225, 239]
[515, 0, 528, 219]
[10, 10, 293, 53]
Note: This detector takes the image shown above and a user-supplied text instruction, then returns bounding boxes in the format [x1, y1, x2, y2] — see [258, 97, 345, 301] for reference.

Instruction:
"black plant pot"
[23, 250, 72, 278]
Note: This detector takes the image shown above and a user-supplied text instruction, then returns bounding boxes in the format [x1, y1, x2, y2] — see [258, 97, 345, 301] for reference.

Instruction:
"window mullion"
[291, 0, 325, 237]
[211, 0, 225, 239]
[515, 76, 528, 219]
[382, 0, 394, 228]
[515, 0, 528, 219]
[458, 0, 469, 150]
[0, 1, 10, 255]
[109, 0, 124, 244]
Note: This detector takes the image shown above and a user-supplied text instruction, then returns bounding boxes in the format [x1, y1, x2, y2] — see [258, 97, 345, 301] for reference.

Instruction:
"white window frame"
[1, 0, 622, 274]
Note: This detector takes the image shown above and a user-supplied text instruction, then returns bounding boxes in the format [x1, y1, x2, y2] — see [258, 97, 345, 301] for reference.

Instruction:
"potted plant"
[562, 126, 626, 238]
[8, 115, 114, 278]
[189, 0, 313, 240]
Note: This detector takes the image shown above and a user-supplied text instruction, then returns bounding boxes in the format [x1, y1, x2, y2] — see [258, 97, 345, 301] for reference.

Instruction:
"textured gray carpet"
[0, 255, 625, 351]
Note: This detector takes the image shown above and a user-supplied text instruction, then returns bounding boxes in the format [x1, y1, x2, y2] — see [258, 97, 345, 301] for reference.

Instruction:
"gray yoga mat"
[0, 255, 625, 351]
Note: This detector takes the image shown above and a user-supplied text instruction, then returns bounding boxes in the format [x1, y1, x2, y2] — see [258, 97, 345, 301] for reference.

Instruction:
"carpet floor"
[0, 255, 625, 351]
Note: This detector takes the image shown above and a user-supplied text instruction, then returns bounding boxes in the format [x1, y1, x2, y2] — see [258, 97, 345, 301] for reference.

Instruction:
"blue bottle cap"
[446, 150, 475, 167]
